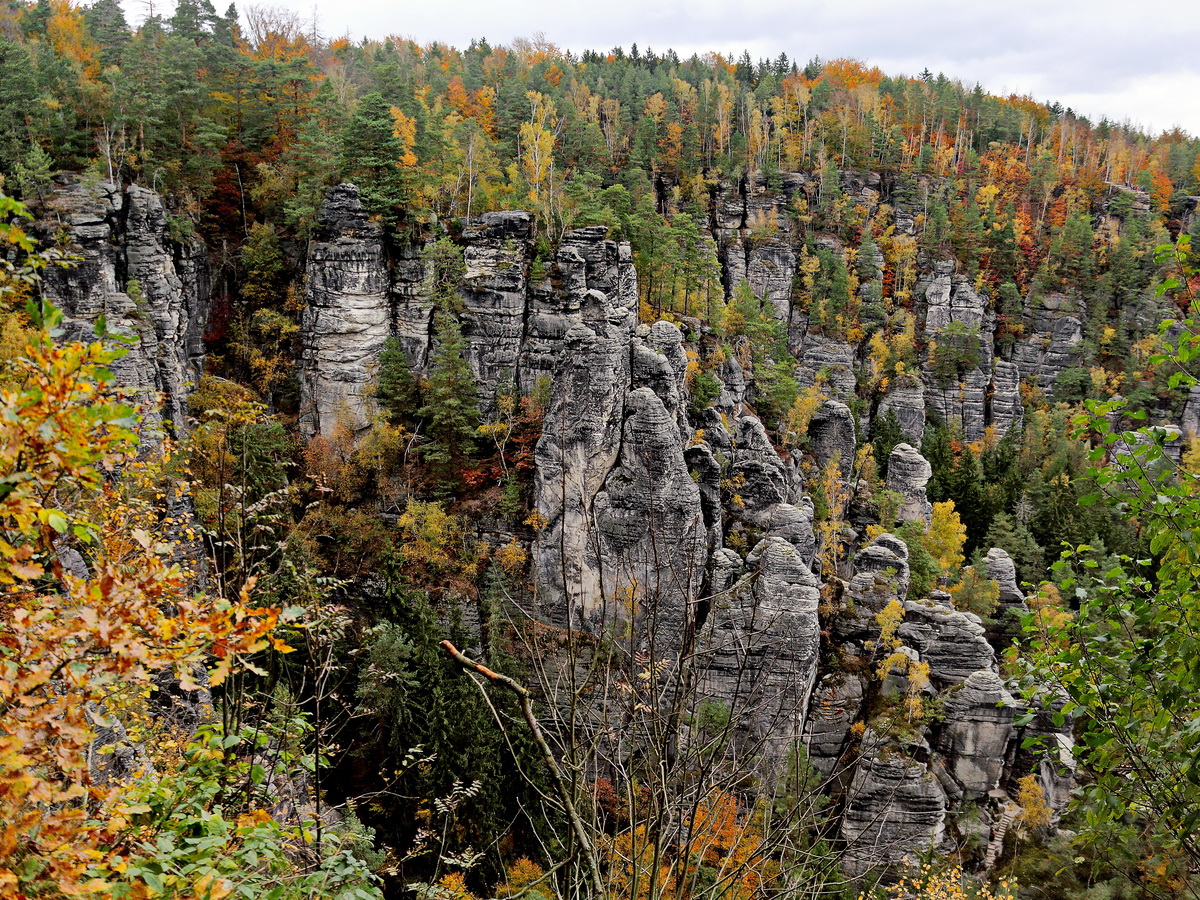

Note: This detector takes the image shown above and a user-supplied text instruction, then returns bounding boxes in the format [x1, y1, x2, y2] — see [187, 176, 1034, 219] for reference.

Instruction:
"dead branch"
[439, 639, 606, 900]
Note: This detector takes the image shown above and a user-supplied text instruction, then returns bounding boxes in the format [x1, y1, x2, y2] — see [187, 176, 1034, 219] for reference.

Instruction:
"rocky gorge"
[30, 166, 1187, 883]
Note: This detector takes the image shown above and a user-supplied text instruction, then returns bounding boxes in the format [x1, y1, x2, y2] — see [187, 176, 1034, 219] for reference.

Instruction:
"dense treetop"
[1, 0, 1196, 246]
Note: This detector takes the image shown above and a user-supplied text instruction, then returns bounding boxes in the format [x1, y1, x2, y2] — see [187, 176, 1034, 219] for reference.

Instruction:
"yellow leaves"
[0, 307, 289, 896]
[976, 183, 1001, 210]
[397, 500, 462, 576]
[874, 599, 905, 650]
[869, 864, 1015, 900]
[496, 857, 546, 898]
[494, 540, 528, 578]
[781, 386, 825, 448]
[924, 501, 967, 577]
[643, 92, 667, 122]
[193, 873, 235, 900]
[438, 872, 477, 900]
[1014, 775, 1052, 833]
[389, 106, 419, 167]
[234, 809, 274, 833]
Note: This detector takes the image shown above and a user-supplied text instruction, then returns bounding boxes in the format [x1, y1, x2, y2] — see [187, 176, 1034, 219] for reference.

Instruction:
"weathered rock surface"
[990, 360, 1024, 436]
[984, 548, 1026, 611]
[847, 532, 911, 616]
[520, 225, 639, 394]
[936, 671, 1016, 799]
[804, 674, 864, 777]
[794, 337, 858, 402]
[700, 537, 822, 765]
[924, 367, 990, 441]
[459, 210, 534, 409]
[300, 184, 390, 437]
[841, 732, 948, 877]
[1012, 292, 1084, 393]
[725, 415, 794, 527]
[809, 400, 856, 481]
[886, 443, 933, 527]
[39, 177, 209, 436]
[901, 597, 996, 688]
[877, 381, 927, 445]
[532, 309, 635, 629]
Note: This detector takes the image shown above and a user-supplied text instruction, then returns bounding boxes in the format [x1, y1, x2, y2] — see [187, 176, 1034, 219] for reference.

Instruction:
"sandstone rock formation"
[38, 176, 209, 437]
[840, 731, 948, 877]
[877, 380, 927, 445]
[936, 670, 1016, 799]
[459, 210, 534, 409]
[886, 443, 933, 527]
[299, 184, 390, 438]
[699, 537, 822, 765]
[901, 596, 996, 688]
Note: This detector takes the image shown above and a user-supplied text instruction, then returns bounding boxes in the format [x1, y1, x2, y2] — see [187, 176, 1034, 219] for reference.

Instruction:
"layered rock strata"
[38, 177, 210, 436]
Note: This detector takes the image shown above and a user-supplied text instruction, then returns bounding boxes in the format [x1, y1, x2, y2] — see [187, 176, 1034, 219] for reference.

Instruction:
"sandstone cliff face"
[299, 184, 391, 438]
[698, 537, 822, 767]
[459, 210, 534, 408]
[38, 177, 209, 437]
[1011, 292, 1084, 394]
[840, 731, 948, 877]
[289, 180, 1092, 881]
[36, 164, 1114, 883]
[887, 443, 934, 527]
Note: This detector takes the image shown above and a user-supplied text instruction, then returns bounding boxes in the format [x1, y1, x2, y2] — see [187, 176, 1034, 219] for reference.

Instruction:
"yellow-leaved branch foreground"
[0, 198, 377, 899]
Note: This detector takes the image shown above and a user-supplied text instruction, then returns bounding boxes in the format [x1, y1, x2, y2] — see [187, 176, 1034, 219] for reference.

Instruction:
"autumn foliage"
[0, 233, 305, 895]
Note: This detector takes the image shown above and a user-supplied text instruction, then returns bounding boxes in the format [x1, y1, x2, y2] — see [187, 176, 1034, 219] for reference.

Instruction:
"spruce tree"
[417, 239, 479, 488]
[340, 91, 409, 223]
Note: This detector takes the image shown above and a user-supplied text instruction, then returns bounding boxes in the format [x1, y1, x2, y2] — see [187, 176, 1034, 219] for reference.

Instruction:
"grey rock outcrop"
[877, 381, 927, 445]
[1012, 292, 1084, 393]
[847, 532, 912, 617]
[532, 312, 634, 629]
[725, 415, 793, 527]
[841, 732, 948, 877]
[901, 597, 996, 688]
[925, 367, 990, 441]
[700, 537, 822, 764]
[533, 280, 705, 640]
[300, 184, 390, 438]
[804, 674, 864, 777]
[39, 177, 209, 436]
[745, 243, 796, 322]
[459, 210, 534, 409]
[936, 671, 1016, 799]
[519, 226, 638, 393]
[990, 360, 1024, 436]
[794, 337, 857, 402]
[886, 444, 933, 527]
[920, 264, 993, 355]
[809, 400, 856, 481]
[984, 548, 1026, 611]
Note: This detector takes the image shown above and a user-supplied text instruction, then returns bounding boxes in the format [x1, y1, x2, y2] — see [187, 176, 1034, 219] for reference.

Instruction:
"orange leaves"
[0, 310, 288, 896]
[390, 106, 420, 168]
[602, 788, 770, 900]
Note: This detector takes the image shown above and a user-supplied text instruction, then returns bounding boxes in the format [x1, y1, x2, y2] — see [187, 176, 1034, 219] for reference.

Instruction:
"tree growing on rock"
[418, 238, 480, 489]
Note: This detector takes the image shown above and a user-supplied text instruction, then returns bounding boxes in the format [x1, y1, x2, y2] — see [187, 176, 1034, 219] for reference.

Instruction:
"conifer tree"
[417, 239, 479, 487]
[341, 91, 410, 223]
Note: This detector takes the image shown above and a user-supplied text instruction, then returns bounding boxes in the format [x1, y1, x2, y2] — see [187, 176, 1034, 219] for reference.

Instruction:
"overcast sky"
[244, 0, 1199, 137]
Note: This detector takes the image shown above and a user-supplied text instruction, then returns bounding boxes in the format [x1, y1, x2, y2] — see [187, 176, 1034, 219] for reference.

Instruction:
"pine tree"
[340, 91, 410, 224]
[417, 239, 479, 487]
[83, 0, 131, 67]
